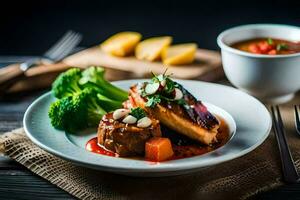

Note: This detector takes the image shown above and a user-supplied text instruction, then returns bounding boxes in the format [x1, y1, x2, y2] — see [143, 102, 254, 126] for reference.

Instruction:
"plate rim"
[23, 79, 272, 173]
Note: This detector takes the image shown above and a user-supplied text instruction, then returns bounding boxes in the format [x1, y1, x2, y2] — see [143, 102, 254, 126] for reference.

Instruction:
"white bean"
[174, 88, 183, 100]
[113, 109, 130, 120]
[137, 117, 152, 128]
[145, 82, 160, 95]
[122, 115, 137, 124]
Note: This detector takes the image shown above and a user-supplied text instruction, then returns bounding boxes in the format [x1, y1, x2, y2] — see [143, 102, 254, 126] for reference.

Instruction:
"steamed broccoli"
[49, 94, 87, 132]
[49, 66, 128, 132]
[97, 93, 123, 111]
[52, 68, 82, 98]
[48, 88, 107, 132]
[48, 100, 64, 129]
[79, 66, 128, 101]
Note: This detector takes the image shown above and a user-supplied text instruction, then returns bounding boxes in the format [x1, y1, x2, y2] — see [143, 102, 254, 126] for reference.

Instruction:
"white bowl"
[217, 24, 300, 103]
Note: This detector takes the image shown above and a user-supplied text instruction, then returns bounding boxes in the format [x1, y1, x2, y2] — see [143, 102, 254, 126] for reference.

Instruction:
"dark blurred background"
[0, 0, 299, 55]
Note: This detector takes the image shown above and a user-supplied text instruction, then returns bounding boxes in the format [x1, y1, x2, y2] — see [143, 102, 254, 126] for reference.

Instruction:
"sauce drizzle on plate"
[86, 116, 230, 162]
[86, 138, 115, 157]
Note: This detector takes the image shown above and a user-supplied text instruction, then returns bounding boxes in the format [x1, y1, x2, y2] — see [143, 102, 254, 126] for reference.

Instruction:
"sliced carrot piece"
[145, 137, 174, 162]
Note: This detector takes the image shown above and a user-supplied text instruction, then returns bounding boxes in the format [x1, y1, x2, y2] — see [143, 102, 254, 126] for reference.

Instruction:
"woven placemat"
[0, 106, 299, 200]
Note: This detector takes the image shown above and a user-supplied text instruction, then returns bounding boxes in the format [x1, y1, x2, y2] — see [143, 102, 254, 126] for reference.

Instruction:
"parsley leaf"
[130, 107, 146, 120]
[140, 90, 148, 97]
[177, 98, 187, 105]
[267, 38, 273, 45]
[146, 95, 161, 107]
[276, 43, 288, 51]
[164, 78, 175, 94]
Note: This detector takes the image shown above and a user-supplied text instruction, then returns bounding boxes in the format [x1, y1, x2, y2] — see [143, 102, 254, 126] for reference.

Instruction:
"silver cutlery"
[0, 56, 39, 64]
[0, 30, 82, 94]
[294, 105, 300, 136]
[270, 105, 299, 183]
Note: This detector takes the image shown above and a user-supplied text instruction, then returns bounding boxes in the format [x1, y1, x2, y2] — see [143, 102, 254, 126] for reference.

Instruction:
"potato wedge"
[162, 43, 197, 65]
[135, 36, 172, 61]
[100, 32, 142, 57]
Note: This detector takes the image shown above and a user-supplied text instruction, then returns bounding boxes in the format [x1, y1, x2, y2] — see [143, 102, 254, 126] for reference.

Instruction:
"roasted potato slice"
[162, 43, 197, 65]
[135, 36, 172, 61]
[100, 32, 142, 57]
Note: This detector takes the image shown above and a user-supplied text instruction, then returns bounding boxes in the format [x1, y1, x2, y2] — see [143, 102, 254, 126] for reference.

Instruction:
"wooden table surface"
[1, 62, 300, 200]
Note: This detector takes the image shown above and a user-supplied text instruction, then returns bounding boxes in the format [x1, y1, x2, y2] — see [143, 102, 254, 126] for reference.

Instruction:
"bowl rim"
[217, 24, 300, 58]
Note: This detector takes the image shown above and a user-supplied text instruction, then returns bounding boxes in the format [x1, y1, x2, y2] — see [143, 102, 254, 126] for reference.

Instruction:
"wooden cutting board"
[6, 46, 223, 94]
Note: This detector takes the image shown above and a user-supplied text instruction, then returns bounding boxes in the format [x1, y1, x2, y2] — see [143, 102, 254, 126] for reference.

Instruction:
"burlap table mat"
[0, 105, 300, 200]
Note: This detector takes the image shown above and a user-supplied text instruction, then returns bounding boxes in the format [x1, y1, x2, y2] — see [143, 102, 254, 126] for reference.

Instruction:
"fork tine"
[43, 30, 74, 58]
[275, 105, 284, 129]
[46, 32, 79, 60]
[294, 105, 300, 135]
[271, 106, 278, 132]
[50, 33, 82, 61]
[44, 32, 81, 60]
[271, 105, 299, 183]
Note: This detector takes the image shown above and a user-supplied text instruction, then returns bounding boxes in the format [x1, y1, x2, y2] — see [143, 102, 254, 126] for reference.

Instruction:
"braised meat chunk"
[97, 112, 161, 157]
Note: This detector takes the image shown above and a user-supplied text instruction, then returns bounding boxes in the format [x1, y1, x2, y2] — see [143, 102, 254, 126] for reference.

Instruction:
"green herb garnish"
[276, 43, 288, 51]
[146, 95, 161, 108]
[164, 78, 175, 94]
[143, 70, 183, 108]
[267, 38, 273, 45]
[130, 107, 146, 120]
[177, 98, 187, 105]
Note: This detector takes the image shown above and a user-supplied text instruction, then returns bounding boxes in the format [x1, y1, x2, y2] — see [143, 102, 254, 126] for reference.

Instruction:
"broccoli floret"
[52, 68, 82, 98]
[48, 88, 107, 132]
[49, 66, 128, 132]
[48, 95, 87, 132]
[79, 66, 128, 101]
[48, 100, 64, 129]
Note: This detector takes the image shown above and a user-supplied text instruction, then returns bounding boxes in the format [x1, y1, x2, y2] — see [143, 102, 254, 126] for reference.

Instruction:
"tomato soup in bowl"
[217, 24, 300, 103]
[232, 38, 300, 55]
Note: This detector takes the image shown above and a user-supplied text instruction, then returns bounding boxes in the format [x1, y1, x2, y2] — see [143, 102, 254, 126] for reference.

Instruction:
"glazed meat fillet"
[129, 83, 219, 145]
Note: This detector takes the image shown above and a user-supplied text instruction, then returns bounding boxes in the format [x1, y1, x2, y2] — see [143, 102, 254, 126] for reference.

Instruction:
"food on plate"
[135, 36, 172, 61]
[145, 137, 174, 162]
[49, 68, 230, 162]
[231, 38, 300, 55]
[49, 88, 106, 131]
[48, 66, 128, 132]
[79, 66, 127, 101]
[97, 107, 161, 156]
[162, 43, 197, 65]
[100, 32, 142, 57]
[129, 72, 219, 145]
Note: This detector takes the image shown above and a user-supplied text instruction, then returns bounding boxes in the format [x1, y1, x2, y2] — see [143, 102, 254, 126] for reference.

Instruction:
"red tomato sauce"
[231, 38, 300, 55]
[86, 138, 115, 157]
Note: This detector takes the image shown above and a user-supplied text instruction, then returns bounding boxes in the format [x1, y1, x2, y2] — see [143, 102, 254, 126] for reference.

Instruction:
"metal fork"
[294, 105, 300, 136]
[0, 30, 82, 93]
[270, 105, 299, 183]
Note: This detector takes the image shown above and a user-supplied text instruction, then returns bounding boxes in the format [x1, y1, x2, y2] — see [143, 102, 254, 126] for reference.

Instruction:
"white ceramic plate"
[24, 80, 271, 177]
